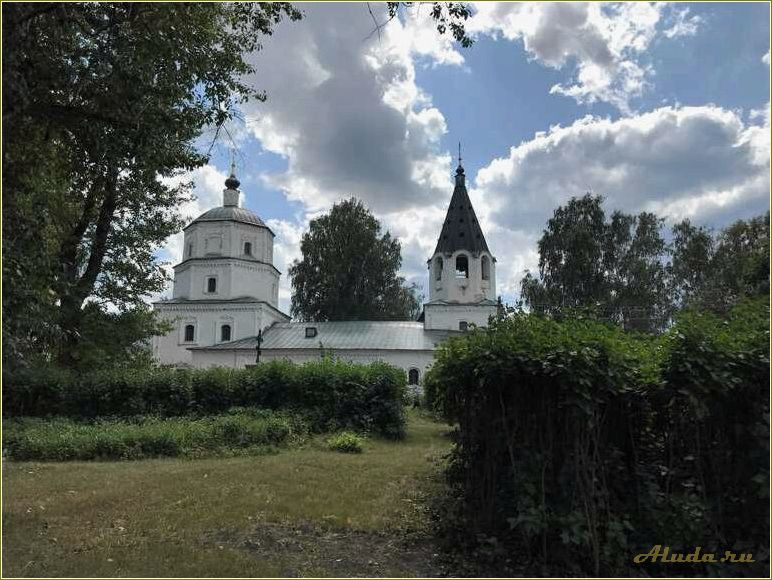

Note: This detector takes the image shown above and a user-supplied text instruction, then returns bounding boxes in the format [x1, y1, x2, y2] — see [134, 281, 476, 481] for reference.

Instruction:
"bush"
[425, 298, 769, 577]
[326, 431, 364, 453]
[3, 359, 407, 439]
[2, 410, 309, 461]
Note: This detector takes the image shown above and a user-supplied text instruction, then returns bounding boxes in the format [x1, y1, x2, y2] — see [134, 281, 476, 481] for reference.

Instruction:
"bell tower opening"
[455, 255, 469, 278]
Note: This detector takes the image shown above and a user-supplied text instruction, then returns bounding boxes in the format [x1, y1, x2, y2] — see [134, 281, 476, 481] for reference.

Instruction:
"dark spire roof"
[433, 160, 490, 255]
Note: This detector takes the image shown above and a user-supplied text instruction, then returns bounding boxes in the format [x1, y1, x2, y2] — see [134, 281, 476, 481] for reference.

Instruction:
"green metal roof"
[185, 206, 271, 231]
[191, 321, 460, 351]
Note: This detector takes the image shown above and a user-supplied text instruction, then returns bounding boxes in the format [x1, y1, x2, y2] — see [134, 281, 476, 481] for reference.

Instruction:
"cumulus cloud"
[266, 218, 307, 312]
[763, 51, 770, 66]
[234, 3, 466, 305]
[473, 104, 771, 294]
[468, 2, 701, 112]
[241, 3, 457, 215]
[663, 6, 703, 39]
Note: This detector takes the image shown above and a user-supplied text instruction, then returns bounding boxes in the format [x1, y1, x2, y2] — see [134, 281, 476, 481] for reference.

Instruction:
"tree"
[668, 218, 715, 309]
[2, 3, 301, 366]
[521, 194, 669, 332]
[713, 212, 770, 301]
[289, 198, 420, 321]
[670, 212, 770, 313]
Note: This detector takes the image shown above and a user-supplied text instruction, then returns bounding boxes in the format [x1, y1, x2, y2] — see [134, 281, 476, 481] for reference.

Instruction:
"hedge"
[3, 359, 407, 439]
[425, 297, 769, 577]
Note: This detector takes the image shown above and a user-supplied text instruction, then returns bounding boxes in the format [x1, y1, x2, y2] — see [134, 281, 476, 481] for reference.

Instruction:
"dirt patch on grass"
[203, 521, 448, 578]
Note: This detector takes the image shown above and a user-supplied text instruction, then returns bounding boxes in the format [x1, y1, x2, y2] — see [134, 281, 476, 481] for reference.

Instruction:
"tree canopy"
[2, 2, 300, 367]
[289, 198, 421, 321]
[521, 193, 769, 332]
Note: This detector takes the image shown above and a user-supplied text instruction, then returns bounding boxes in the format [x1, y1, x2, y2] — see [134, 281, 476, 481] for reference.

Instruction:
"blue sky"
[157, 2, 770, 313]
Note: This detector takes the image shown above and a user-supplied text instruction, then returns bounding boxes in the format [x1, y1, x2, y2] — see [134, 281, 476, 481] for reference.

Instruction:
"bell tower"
[423, 146, 497, 331]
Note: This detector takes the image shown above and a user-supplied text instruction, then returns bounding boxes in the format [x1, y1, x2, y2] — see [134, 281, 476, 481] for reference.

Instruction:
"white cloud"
[663, 6, 703, 39]
[241, 4, 457, 216]
[473, 104, 771, 297]
[266, 218, 307, 313]
[468, 2, 702, 113]
[233, 3, 467, 304]
[763, 51, 771, 66]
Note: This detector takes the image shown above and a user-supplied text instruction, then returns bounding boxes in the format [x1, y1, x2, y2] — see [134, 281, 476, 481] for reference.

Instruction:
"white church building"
[152, 159, 498, 384]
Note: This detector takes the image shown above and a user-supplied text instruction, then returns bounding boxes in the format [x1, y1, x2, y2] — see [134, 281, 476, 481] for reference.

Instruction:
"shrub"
[2, 410, 309, 461]
[326, 431, 364, 453]
[3, 360, 407, 439]
[426, 298, 769, 577]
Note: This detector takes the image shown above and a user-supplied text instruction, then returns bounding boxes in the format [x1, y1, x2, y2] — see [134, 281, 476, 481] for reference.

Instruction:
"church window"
[408, 368, 420, 385]
[184, 324, 195, 342]
[188, 243, 193, 258]
[455, 255, 469, 278]
[207, 277, 217, 293]
[244, 242, 252, 256]
[459, 232, 465, 238]
[434, 257, 443, 281]
[221, 324, 231, 342]
[305, 327, 317, 338]
[481, 255, 491, 281]
[459, 321, 468, 331]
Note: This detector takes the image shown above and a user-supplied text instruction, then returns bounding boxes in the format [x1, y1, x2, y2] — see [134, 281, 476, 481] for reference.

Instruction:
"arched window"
[184, 324, 195, 342]
[188, 243, 193, 258]
[459, 321, 468, 331]
[481, 255, 490, 281]
[434, 256, 443, 281]
[455, 255, 469, 278]
[221, 324, 231, 342]
[244, 242, 252, 256]
[408, 368, 420, 385]
[207, 277, 217, 293]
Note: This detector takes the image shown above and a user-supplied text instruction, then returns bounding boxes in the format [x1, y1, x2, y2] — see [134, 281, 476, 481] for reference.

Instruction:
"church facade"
[152, 159, 497, 384]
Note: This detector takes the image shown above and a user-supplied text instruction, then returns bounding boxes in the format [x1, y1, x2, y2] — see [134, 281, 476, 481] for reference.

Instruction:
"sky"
[155, 1, 771, 314]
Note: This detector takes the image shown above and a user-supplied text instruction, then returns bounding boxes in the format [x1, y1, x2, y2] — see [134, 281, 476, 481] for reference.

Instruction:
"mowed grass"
[2, 411, 451, 578]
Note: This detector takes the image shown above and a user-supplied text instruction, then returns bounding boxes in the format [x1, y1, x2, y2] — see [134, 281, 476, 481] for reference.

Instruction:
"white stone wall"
[182, 221, 273, 263]
[423, 302, 497, 331]
[173, 220, 279, 307]
[428, 249, 497, 303]
[190, 347, 437, 383]
[172, 259, 279, 305]
[152, 302, 288, 366]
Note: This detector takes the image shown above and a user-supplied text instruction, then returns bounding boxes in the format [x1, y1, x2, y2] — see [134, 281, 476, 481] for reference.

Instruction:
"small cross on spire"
[458, 141, 463, 168]
[224, 147, 241, 193]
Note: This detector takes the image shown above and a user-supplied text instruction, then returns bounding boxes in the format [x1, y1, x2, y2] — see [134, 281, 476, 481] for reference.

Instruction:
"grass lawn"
[2, 411, 452, 578]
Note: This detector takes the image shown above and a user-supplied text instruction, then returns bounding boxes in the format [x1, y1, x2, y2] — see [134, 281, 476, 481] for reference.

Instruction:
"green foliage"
[327, 431, 365, 453]
[521, 194, 670, 332]
[521, 193, 769, 333]
[670, 213, 770, 312]
[3, 360, 407, 439]
[3, 410, 308, 461]
[289, 198, 421, 322]
[386, 3, 473, 47]
[3, 3, 301, 366]
[426, 299, 769, 576]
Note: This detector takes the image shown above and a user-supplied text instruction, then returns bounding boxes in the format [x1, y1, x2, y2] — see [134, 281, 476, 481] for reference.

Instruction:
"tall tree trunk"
[57, 169, 118, 366]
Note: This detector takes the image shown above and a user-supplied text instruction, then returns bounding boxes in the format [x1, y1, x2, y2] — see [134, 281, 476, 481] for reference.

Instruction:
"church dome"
[188, 206, 267, 228]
